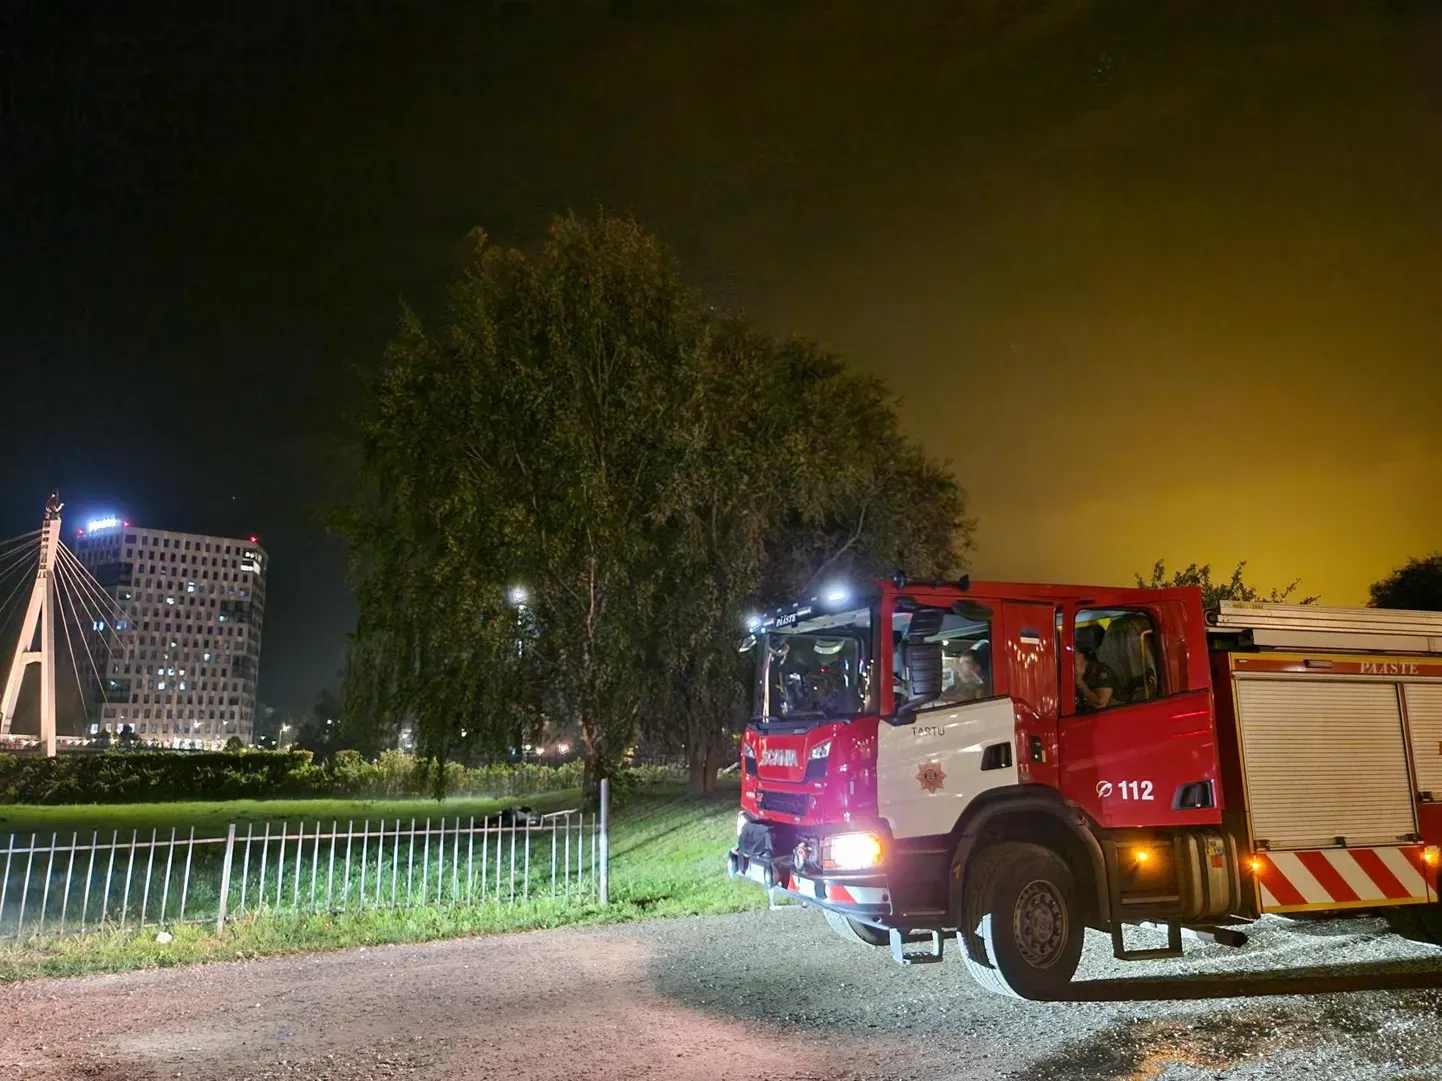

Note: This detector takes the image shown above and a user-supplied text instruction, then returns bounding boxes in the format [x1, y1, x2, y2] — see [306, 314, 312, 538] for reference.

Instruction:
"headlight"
[809, 740, 831, 760]
[822, 831, 884, 871]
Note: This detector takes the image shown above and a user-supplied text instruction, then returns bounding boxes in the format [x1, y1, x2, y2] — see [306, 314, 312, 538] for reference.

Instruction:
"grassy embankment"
[0, 783, 763, 980]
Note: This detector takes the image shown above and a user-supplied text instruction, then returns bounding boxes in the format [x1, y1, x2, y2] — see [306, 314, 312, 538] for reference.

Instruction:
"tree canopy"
[1369, 554, 1442, 611]
[1136, 560, 1318, 608]
[339, 215, 971, 794]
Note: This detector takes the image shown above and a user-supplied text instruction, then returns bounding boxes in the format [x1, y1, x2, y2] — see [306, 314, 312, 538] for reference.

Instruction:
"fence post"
[216, 823, 236, 933]
[598, 778, 610, 906]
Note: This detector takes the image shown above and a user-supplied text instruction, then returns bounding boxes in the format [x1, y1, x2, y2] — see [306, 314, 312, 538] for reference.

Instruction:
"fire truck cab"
[728, 576, 1442, 998]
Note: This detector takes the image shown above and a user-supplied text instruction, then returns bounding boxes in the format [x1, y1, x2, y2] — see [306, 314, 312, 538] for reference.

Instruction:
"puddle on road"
[1022, 995, 1442, 1081]
[1021, 1011, 1272, 1080]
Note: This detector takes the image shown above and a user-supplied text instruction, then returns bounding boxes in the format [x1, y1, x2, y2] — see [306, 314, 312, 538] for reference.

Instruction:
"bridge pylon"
[0, 492, 65, 756]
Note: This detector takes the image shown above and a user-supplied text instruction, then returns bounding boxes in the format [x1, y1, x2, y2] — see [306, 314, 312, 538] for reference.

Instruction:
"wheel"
[824, 908, 890, 947]
[956, 842, 1084, 999]
[1387, 902, 1442, 945]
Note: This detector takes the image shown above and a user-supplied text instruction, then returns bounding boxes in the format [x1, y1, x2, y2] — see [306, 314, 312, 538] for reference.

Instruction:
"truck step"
[1111, 920, 1184, 961]
[767, 886, 805, 912]
[889, 927, 945, 965]
[1138, 921, 1249, 949]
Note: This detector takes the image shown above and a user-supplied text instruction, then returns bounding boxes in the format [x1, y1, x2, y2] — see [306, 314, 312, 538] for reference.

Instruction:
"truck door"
[876, 600, 1017, 841]
[1000, 600, 1060, 790]
[1059, 600, 1223, 829]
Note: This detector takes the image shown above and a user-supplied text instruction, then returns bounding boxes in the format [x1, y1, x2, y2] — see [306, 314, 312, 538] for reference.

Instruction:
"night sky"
[3, 1, 1439, 711]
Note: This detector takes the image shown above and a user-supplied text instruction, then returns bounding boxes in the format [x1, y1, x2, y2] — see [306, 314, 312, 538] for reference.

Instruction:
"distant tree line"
[1369, 554, 1442, 612]
[1135, 560, 1320, 608]
[336, 215, 972, 796]
[1139, 554, 1442, 614]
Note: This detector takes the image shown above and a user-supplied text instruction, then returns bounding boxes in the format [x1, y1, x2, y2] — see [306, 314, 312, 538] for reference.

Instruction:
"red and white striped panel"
[1255, 846, 1434, 912]
[791, 875, 890, 907]
[827, 882, 890, 906]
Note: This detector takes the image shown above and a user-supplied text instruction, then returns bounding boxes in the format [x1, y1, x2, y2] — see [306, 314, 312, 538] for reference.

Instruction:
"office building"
[73, 523, 268, 748]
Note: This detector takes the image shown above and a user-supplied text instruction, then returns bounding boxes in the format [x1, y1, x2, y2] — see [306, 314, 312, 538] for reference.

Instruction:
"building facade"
[73, 525, 267, 748]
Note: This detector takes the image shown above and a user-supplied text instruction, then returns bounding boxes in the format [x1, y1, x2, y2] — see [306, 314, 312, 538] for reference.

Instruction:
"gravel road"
[3, 910, 1442, 1081]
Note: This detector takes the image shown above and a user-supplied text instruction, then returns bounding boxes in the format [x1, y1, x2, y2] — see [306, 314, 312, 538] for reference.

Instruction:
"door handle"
[980, 742, 1013, 771]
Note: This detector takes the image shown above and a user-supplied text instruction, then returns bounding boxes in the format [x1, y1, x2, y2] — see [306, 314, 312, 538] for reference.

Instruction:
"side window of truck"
[1073, 608, 1163, 712]
[893, 605, 994, 710]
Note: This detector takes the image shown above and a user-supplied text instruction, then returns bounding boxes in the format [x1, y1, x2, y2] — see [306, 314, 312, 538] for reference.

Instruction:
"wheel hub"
[1013, 879, 1068, 968]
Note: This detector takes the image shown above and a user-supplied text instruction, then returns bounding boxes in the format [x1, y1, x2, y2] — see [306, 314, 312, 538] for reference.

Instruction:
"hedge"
[0, 750, 679, 806]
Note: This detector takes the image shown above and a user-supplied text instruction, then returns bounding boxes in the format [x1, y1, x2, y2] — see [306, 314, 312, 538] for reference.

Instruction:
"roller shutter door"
[1404, 683, 1442, 799]
[1235, 679, 1417, 850]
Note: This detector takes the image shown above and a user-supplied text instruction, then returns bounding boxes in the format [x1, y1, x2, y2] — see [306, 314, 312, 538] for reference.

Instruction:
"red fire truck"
[727, 576, 1442, 998]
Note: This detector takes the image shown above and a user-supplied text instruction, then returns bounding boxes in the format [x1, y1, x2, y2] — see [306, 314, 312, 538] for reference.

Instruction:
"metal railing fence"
[0, 782, 608, 941]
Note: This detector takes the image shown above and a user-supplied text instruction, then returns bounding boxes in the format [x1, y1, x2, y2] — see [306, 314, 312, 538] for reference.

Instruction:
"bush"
[0, 751, 327, 805]
[373, 749, 420, 797]
[0, 750, 683, 805]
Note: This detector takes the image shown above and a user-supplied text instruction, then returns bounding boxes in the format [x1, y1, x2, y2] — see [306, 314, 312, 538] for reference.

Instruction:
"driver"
[1074, 648, 1118, 712]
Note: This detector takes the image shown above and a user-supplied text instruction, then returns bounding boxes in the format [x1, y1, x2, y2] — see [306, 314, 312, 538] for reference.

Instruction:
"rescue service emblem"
[916, 762, 946, 793]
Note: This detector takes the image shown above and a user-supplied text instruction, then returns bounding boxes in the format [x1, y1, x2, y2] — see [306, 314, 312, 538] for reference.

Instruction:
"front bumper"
[728, 847, 892, 919]
[728, 845, 953, 966]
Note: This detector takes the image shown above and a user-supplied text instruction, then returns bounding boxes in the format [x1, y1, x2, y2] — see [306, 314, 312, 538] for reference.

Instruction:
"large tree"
[340, 215, 970, 795]
[649, 326, 969, 793]
[1369, 554, 1442, 611]
[1136, 560, 1318, 608]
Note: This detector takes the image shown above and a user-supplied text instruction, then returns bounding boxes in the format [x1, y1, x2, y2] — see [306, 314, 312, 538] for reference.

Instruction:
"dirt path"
[3, 910, 1442, 1080]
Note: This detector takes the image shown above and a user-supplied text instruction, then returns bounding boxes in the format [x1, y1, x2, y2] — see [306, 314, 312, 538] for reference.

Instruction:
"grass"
[0, 790, 587, 838]
[0, 783, 764, 981]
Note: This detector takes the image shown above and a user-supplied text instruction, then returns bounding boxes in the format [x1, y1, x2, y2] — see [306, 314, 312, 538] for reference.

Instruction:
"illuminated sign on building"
[86, 516, 122, 532]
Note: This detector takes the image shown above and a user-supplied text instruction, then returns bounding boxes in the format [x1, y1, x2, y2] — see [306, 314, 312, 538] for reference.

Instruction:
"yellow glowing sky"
[704, 5, 1442, 604]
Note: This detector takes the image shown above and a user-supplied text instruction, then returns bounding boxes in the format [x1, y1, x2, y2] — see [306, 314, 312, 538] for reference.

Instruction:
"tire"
[824, 908, 891, 947]
[956, 842, 1084, 1000]
[1387, 902, 1442, 945]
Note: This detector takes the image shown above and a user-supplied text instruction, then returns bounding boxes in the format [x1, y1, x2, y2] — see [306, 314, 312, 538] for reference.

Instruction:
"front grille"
[759, 789, 809, 817]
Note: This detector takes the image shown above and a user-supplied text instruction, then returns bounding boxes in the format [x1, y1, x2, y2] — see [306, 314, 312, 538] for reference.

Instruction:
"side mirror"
[896, 641, 943, 718]
[736, 634, 757, 653]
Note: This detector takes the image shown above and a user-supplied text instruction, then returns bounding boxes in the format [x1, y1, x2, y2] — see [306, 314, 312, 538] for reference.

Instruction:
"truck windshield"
[753, 607, 873, 724]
